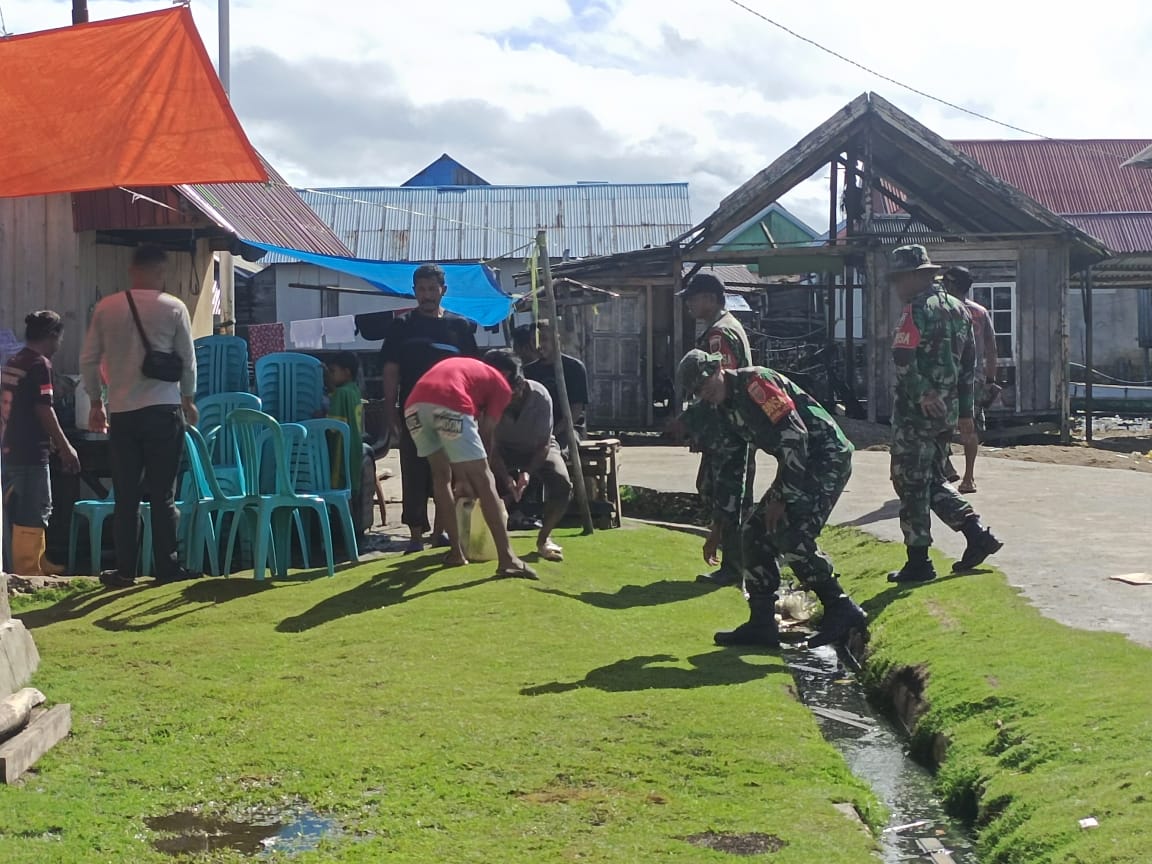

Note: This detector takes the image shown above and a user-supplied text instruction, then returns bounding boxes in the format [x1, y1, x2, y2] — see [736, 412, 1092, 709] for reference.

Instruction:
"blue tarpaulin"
[245, 241, 514, 326]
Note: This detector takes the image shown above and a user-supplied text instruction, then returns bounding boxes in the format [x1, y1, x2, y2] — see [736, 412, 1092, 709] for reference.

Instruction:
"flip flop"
[958, 480, 977, 494]
[403, 539, 424, 555]
[495, 563, 539, 580]
[537, 542, 564, 562]
[443, 554, 469, 567]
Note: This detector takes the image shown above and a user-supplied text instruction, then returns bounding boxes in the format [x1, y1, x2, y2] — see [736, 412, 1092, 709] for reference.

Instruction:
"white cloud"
[6, 0, 1152, 232]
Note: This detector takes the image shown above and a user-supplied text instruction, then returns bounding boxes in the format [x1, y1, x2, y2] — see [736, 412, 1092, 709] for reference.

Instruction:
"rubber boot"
[808, 579, 868, 649]
[953, 518, 1003, 572]
[10, 525, 46, 577]
[888, 546, 937, 584]
[714, 594, 780, 648]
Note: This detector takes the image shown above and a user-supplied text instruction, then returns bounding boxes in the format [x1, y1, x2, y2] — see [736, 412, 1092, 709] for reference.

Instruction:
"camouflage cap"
[887, 244, 942, 276]
[677, 349, 723, 395]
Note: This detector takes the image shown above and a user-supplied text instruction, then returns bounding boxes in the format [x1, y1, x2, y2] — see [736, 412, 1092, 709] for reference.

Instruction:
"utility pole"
[72, 1, 89, 25]
[216, 0, 236, 334]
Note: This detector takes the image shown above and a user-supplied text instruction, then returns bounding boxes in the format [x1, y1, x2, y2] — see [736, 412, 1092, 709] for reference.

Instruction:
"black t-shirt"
[524, 354, 589, 426]
[1, 347, 54, 465]
[379, 311, 478, 402]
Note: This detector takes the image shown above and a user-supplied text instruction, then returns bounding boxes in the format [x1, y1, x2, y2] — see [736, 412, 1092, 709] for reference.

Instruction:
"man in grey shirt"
[484, 349, 572, 562]
[80, 244, 198, 588]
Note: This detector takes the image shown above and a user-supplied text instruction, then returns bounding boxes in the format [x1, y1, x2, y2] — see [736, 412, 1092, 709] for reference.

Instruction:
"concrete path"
[618, 446, 1152, 648]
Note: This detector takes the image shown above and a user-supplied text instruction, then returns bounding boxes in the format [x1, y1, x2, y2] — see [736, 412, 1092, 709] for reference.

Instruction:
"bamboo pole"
[536, 231, 595, 535]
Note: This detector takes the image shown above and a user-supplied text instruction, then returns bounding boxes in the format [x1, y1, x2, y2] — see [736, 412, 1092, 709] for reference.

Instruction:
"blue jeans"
[3, 462, 52, 568]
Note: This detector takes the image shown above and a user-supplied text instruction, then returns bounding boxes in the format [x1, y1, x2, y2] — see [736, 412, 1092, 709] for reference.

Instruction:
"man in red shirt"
[404, 356, 536, 579]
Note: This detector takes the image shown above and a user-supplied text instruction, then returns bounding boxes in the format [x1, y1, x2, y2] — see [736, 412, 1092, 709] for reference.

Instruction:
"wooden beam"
[645, 285, 654, 428]
[690, 246, 854, 265]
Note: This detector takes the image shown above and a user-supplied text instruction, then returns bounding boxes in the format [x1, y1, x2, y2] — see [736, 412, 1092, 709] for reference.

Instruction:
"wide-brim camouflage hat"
[677, 349, 723, 395]
[887, 244, 942, 276]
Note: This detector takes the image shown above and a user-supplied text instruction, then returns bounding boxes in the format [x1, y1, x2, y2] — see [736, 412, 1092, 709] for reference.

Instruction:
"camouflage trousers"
[742, 455, 851, 600]
[890, 426, 975, 547]
[686, 403, 755, 572]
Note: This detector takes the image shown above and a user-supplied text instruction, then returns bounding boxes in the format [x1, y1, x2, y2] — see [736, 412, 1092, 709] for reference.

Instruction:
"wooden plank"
[1056, 244, 1072, 441]
[0, 703, 70, 784]
[645, 284, 654, 428]
[1015, 245, 1038, 413]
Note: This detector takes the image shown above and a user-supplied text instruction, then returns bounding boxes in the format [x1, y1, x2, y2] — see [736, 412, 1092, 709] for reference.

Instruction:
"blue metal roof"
[261, 181, 692, 264]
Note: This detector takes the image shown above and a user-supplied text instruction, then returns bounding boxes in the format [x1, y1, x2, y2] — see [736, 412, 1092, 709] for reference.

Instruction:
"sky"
[5, 0, 1152, 234]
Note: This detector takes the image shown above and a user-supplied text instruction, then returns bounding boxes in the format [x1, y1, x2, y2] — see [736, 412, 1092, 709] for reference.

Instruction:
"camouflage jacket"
[716, 368, 853, 507]
[891, 285, 976, 433]
[696, 309, 752, 369]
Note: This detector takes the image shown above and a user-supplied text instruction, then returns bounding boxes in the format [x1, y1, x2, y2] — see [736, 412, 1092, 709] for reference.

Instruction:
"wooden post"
[645, 284, 654, 428]
[536, 231, 594, 535]
[1084, 266, 1094, 443]
[826, 158, 839, 366]
[671, 244, 685, 409]
[71, 1, 88, 24]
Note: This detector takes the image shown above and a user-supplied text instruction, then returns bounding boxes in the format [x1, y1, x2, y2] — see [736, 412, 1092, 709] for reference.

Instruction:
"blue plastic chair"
[222, 409, 335, 581]
[69, 489, 149, 577]
[297, 418, 360, 563]
[182, 425, 250, 576]
[197, 392, 262, 496]
[254, 352, 324, 423]
[195, 336, 250, 399]
[140, 430, 223, 577]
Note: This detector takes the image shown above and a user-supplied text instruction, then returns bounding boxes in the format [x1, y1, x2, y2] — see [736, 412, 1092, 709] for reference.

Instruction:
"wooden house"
[551, 92, 1110, 436]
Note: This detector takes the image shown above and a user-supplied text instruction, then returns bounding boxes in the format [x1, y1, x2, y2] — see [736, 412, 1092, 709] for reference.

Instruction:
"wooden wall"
[866, 239, 1070, 421]
[0, 194, 214, 375]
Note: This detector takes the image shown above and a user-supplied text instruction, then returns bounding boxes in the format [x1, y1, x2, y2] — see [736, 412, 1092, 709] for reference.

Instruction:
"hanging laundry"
[322, 315, 357, 345]
[290, 318, 324, 350]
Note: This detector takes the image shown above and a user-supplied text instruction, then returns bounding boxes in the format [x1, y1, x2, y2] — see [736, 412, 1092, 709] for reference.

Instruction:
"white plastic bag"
[455, 498, 499, 562]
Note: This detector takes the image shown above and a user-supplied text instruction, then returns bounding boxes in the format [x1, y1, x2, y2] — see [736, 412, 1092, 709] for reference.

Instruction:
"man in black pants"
[380, 264, 478, 553]
[80, 244, 199, 587]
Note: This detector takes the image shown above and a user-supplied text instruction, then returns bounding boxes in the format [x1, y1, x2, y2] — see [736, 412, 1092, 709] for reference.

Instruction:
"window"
[971, 282, 1015, 367]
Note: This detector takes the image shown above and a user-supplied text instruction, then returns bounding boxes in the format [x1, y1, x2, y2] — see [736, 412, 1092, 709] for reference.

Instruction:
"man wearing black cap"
[676, 273, 755, 587]
[942, 266, 999, 494]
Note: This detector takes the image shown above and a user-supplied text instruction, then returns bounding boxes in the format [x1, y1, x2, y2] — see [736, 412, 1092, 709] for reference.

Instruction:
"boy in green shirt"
[323, 352, 364, 494]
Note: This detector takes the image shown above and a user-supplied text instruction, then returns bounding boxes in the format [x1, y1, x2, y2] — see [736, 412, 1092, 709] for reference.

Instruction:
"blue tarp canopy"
[245, 241, 514, 327]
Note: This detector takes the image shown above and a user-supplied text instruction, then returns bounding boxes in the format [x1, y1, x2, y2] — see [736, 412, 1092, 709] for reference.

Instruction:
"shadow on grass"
[520, 650, 784, 695]
[862, 567, 995, 620]
[840, 498, 901, 528]
[276, 555, 496, 632]
[16, 581, 149, 630]
[532, 578, 720, 610]
[93, 578, 276, 632]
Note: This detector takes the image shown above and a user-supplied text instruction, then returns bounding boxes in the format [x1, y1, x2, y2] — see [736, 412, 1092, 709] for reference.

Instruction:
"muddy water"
[787, 644, 977, 863]
[146, 807, 340, 857]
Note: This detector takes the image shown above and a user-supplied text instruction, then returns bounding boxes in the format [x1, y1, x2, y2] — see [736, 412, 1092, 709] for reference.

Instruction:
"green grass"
[823, 526, 1152, 864]
[0, 525, 881, 863]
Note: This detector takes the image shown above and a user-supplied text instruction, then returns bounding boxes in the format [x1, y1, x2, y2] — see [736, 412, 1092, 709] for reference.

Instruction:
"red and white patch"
[39, 384, 53, 397]
[892, 306, 921, 349]
[746, 378, 794, 423]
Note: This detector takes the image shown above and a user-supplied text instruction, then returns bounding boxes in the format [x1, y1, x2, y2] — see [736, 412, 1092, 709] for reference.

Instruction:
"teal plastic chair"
[222, 409, 335, 581]
[183, 425, 250, 576]
[68, 489, 148, 577]
[197, 391, 262, 496]
[140, 430, 222, 577]
[254, 352, 324, 423]
[195, 335, 250, 399]
[297, 418, 360, 563]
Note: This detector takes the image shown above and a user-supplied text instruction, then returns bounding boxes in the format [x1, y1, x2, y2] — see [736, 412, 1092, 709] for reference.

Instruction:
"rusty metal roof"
[180, 154, 351, 258]
[953, 139, 1152, 215]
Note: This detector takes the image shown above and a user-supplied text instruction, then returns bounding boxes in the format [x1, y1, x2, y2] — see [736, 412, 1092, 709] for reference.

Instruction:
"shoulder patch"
[892, 305, 921, 349]
[746, 377, 795, 423]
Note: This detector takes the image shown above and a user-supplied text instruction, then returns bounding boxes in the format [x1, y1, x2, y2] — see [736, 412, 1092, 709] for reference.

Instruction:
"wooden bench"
[567, 438, 622, 529]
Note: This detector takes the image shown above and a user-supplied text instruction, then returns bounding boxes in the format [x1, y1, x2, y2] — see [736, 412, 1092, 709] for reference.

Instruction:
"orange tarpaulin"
[0, 7, 267, 198]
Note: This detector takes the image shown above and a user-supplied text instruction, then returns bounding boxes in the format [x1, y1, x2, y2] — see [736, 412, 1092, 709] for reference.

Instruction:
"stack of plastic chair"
[254, 352, 324, 423]
[182, 425, 250, 576]
[222, 408, 335, 581]
[196, 392, 262, 496]
[296, 418, 360, 563]
[195, 335, 250, 399]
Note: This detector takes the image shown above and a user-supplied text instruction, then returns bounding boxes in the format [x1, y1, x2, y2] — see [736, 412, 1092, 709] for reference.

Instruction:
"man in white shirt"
[80, 244, 198, 588]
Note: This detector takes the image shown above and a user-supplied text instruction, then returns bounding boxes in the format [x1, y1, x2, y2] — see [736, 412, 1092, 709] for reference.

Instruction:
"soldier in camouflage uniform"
[677, 349, 867, 649]
[676, 274, 756, 586]
[886, 245, 1003, 583]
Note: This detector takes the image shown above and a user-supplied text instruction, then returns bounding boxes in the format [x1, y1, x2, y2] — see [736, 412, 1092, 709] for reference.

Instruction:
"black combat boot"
[808, 579, 868, 649]
[953, 518, 1003, 572]
[714, 594, 780, 648]
[888, 546, 937, 583]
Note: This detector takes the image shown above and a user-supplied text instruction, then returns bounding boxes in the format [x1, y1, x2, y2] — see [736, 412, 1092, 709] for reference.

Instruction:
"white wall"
[272, 263, 506, 350]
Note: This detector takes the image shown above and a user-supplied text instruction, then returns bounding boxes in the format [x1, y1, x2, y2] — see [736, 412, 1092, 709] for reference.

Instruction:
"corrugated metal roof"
[1125, 143, 1152, 169]
[953, 140, 1152, 214]
[1063, 215, 1152, 256]
[180, 154, 351, 258]
[263, 182, 691, 264]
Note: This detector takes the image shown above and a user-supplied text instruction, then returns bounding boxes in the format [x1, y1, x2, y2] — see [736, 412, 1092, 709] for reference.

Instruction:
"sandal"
[403, 538, 425, 555]
[958, 480, 977, 494]
[495, 562, 539, 581]
[443, 553, 469, 567]
[537, 541, 564, 562]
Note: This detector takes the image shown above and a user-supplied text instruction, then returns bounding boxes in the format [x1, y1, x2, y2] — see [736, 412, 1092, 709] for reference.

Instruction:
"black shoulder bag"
[125, 291, 184, 383]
